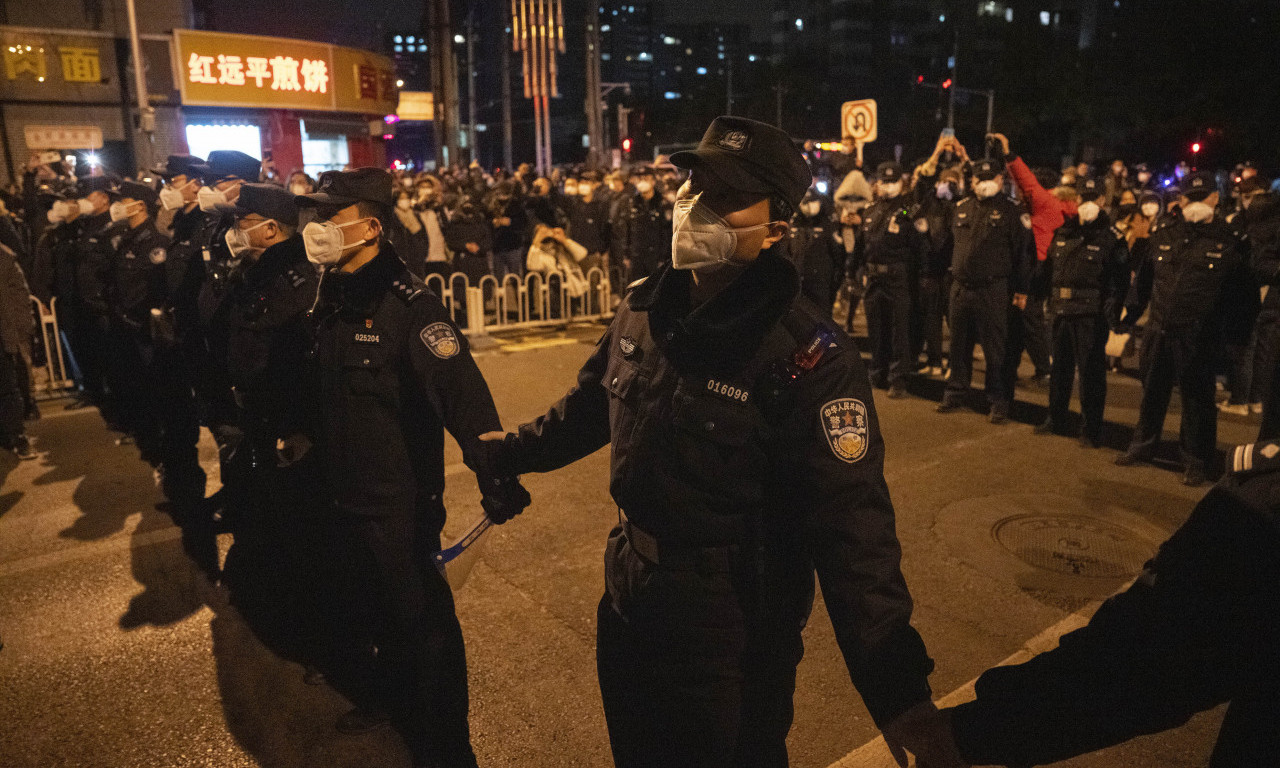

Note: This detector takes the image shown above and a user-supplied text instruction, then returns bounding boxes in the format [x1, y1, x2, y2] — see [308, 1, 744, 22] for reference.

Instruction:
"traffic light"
[622, 137, 632, 155]
[916, 75, 925, 84]
[941, 78, 952, 89]
[1191, 141, 1201, 154]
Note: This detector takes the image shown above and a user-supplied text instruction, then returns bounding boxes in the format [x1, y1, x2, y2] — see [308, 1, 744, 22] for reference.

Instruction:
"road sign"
[841, 99, 877, 144]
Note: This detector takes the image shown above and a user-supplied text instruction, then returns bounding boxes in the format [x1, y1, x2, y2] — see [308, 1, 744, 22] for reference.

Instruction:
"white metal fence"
[425, 267, 615, 335]
[29, 295, 76, 398]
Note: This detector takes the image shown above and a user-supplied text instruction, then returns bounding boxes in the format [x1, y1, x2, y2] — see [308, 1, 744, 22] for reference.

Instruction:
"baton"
[432, 513, 493, 590]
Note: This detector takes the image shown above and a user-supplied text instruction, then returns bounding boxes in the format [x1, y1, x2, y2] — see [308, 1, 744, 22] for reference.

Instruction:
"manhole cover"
[993, 514, 1153, 578]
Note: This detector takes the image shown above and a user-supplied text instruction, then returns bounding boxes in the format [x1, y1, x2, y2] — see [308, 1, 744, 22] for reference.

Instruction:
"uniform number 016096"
[707, 379, 750, 403]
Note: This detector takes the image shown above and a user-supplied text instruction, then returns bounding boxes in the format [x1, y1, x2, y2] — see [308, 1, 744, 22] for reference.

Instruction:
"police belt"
[865, 262, 906, 277]
[620, 511, 738, 571]
[1053, 287, 1101, 302]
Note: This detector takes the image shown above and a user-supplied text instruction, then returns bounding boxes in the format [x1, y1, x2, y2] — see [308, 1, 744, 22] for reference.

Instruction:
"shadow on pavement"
[0, 450, 18, 518]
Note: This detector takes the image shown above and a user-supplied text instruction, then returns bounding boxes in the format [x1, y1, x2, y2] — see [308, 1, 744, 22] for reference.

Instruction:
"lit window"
[674, 65, 682, 72]
[395, 35, 403, 43]
[686, 47, 693, 55]
[637, 52, 651, 61]
[602, 53, 611, 60]
[1040, 10, 1050, 24]
[939, 13, 946, 22]
[697, 66, 707, 75]
[407, 36, 416, 43]
[663, 36, 678, 45]
[795, 18, 804, 31]
[718, 53, 724, 59]
[395, 45, 403, 52]
[748, 55, 757, 62]
[454, 34, 464, 44]
[186, 124, 262, 163]
[664, 91, 680, 100]
[1005, 7, 1014, 21]
[601, 24, 611, 31]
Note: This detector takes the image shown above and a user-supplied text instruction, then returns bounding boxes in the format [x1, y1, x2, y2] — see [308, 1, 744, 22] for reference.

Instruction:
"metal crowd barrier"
[423, 267, 615, 336]
[29, 295, 76, 398]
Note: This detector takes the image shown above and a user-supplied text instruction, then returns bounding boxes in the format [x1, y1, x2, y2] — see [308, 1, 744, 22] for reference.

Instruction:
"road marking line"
[0, 516, 182, 578]
[825, 603, 1101, 768]
[498, 337, 581, 353]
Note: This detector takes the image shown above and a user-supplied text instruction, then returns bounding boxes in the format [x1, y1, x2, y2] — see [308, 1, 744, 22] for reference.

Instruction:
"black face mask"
[1117, 203, 1138, 219]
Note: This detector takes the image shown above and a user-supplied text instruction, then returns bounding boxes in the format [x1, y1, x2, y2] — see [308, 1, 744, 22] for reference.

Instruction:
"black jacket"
[75, 211, 116, 316]
[1125, 216, 1256, 343]
[504, 248, 934, 727]
[1040, 215, 1129, 323]
[615, 192, 672, 282]
[565, 195, 611, 255]
[949, 194, 1033, 293]
[787, 211, 845, 314]
[857, 194, 928, 272]
[311, 244, 503, 529]
[109, 218, 171, 327]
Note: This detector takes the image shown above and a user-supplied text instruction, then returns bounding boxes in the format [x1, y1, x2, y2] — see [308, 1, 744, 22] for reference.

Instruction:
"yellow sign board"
[173, 29, 397, 115]
[396, 91, 434, 121]
[841, 99, 878, 144]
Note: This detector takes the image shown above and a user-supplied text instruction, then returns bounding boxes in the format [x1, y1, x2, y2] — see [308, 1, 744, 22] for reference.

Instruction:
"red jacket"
[1006, 156, 1078, 261]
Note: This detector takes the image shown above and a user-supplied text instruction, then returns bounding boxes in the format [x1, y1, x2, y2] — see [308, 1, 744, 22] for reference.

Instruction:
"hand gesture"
[882, 701, 969, 768]
[987, 132, 1010, 156]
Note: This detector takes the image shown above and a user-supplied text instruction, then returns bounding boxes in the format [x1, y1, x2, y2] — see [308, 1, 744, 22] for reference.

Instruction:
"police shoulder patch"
[820, 398, 869, 464]
[420, 321, 461, 359]
[285, 267, 307, 288]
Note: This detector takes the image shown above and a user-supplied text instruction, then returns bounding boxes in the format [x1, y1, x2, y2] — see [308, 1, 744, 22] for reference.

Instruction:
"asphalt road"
[0, 322, 1260, 768]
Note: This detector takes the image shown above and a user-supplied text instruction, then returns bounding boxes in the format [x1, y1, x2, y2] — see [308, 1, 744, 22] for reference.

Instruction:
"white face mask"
[47, 200, 75, 224]
[635, 180, 654, 194]
[401, 178, 414, 189]
[1181, 201, 1214, 224]
[1060, 175, 1073, 187]
[936, 182, 954, 201]
[1141, 202, 1159, 218]
[1137, 172, 1151, 185]
[109, 200, 139, 223]
[78, 197, 97, 216]
[225, 218, 273, 259]
[159, 187, 186, 211]
[302, 217, 374, 266]
[878, 181, 904, 199]
[197, 185, 227, 213]
[800, 201, 822, 217]
[670, 194, 770, 272]
[290, 183, 310, 196]
[974, 180, 1001, 199]
[396, 198, 413, 211]
[1077, 201, 1101, 224]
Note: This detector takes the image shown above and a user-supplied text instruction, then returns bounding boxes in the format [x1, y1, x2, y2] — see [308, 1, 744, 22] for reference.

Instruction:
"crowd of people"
[0, 113, 1276, 766]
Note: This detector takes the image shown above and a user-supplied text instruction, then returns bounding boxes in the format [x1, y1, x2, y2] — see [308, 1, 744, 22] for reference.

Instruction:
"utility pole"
[427, 0, 460, 169]
[124, 0, 154, 173]
[465, 6, 477, 164]
[502, 21, 513, 170]
[584, 2, 604, 169]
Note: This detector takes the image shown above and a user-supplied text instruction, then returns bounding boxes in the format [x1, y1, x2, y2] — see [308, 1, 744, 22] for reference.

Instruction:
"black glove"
[480, 475, 531, 524]
[470, 433, 519, 479]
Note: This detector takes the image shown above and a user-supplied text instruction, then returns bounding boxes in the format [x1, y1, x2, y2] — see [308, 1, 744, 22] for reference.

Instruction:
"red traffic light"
[1191, 142, 1201, 154]
[916, 75, 925, 84]
[941, 78, 952, 89]
[622, 138, 633, 153]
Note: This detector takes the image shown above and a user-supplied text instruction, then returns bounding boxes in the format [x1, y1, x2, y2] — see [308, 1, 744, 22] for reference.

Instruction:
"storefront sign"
[396, 91, 434, 121]
[1, 28, 177, 105]
[174, 29, 397, 115]
[24, 125, 103, 149]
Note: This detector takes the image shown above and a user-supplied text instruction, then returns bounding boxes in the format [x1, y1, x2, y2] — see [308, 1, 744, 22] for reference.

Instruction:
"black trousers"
[950, 485, 1280, 768]
[329, 511, 477, 768]
[864, 272, 912, 387]
[107, 322, 162, 462]
[0, 350, 24, 443]
[1003, 296, 1052, 393]
[1047, 313, 1109, 440]
[596, 525, 807, 768]
[918, 276, 946, 368]
[945, 280, 1010, 406]
[1126, 327, 1217, 472]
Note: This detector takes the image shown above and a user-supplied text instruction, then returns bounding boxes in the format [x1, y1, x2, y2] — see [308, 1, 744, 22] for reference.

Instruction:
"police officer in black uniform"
[1033, 178, 1129, 447]
[476, 117, 956, 768]
[859, 161, 927, 397]
[938, 159, 1032, 424]
[105, 180, 171, 464]
[943, 439, 1280, 767]
[298, 168, 529, 768]
[613, 166, 673, 285]
[74, 175, 121, 421]
[1116, 172, 1257, 486]
[210, 183, 324, 658]
[786, 189, 845, 318]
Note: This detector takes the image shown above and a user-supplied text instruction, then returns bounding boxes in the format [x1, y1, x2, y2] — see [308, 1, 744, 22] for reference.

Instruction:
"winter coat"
[1005, 156, 1079, 263]
[0, 242, 35, 356]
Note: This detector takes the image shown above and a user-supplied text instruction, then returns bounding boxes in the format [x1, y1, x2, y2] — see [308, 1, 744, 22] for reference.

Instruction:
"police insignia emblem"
[821, 398, 869, 463]
[421, 322, 460, 359]
[149, 247, 167, 264]
[619, 336, 637, 357]
[717, 130, 749, 152]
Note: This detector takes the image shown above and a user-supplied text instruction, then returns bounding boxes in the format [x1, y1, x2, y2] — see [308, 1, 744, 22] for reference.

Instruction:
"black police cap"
[1183, 171, 1217, 201]
[218, 182, 300, 227]
[118, 179, 159, 205]
[78, 174, 119, 198]
[154, 154, 209, 181]
[1078, 177, 1104, 198]
[670, 116, 811, 209]
[296, 167, 394, 209]
[206, 150, 262, 183]
[972, 159, 1003, 180]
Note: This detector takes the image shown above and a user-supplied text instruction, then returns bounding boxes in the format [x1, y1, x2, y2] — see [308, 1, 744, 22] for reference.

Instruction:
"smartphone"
[940, 128, 955, 140]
